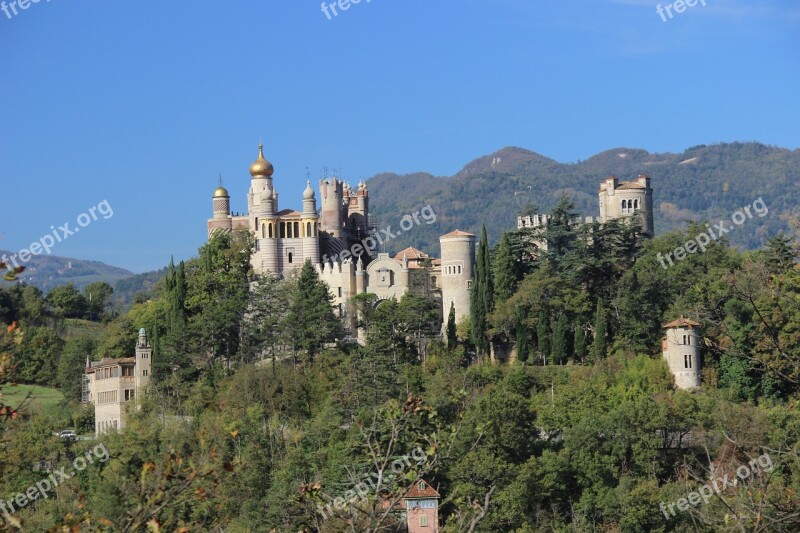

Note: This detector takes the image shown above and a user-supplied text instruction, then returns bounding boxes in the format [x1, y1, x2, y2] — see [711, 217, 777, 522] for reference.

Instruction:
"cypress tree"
[593, 299, 607, 360]
[446, 302, 457, 349]
[574, 324, 587, 362]
[537, 308, 550, 364]
[552, 313, 567, 365]
[515, 306, 529, 363]
[470, 225, 493, 356]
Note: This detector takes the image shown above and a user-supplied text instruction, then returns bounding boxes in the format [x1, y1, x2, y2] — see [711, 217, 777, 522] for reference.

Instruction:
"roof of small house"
[662, 317, 701, 329]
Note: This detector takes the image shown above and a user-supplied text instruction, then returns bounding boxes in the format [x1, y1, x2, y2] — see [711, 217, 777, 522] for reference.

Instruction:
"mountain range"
[367, 142, 800, 256]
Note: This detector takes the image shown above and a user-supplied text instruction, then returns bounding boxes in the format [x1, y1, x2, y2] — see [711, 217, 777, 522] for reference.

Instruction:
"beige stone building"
[598, 174, 654, 235]
[84, 328, 152, 435]
[517, 174, 655, 241]
[207, 144, 476, 334]
[661, 318, 702, 390]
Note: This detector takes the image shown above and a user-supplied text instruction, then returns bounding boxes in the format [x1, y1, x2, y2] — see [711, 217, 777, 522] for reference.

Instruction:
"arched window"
[288, 252, 293, 264]
[634, 199, 639, 210]
[261, 224, 266, 238]
[255, 217, 259, 231]
[268, 223, 273, 238]
[280, 222, 286, 238]
[306, 222, 312, 237]
[293, 222, 299, 238]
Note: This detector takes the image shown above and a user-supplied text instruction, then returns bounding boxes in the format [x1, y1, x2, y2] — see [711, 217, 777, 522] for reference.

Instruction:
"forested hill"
[367, 142, 800, 256]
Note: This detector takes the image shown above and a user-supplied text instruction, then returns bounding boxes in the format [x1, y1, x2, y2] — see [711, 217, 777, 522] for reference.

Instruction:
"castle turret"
[598, 174, 654, 235]
[320, 178, 343, 237]
[661, 318, 701, 389]
[212, 183, 231, 219]
[134, 328, 152, 397]
[440, 230, 476, 325]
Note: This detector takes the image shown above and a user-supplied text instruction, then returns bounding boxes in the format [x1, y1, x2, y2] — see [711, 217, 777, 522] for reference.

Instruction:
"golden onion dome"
[213, 186, 230, 198]
[249, 143, 274, 177]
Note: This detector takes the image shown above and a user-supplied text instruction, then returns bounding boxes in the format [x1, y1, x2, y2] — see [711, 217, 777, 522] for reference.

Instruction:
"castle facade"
[207, 145, 476, 331]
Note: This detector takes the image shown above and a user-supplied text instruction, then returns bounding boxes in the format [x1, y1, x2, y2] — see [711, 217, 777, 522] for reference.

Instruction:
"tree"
[574, 323, 587, 362]
[592, 299, 607, 361]
[241, 273, 291, 364]
[57, 337, 96, 402]
[46, 283, 87, 319]
[287, 259, 342, 364]
[446, 302, 457, 349]
[515, 306, 529, 363]
[493, 232, 519, 304]
[552, 313, 568, 364]
[537, 308, 550, 364]
[13, 326, 64, 385]
[83, 281, 113, 321]
[471, 225, 494, 356]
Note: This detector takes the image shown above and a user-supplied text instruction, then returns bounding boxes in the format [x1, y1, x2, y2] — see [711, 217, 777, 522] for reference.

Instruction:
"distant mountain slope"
[0, 250, 134, 293]
[367, 142, 800, 256]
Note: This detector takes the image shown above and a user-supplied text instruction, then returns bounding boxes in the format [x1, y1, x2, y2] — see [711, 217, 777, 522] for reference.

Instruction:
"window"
[280, 222, 286, 238]
[256, 240, 260, 251]
[293, 222, 299, 238]
[261, 224, 266, 238]
[685, 354, 692, 369]
[143, 369, 149, 376]
[255, 217, 259, 231]
[338, 287, 342, 297]
[288, 252, 293, 264]
[419, 481, 426, 490]
[268, 223, 273, 238]
[420, 515, 428, 527]
[306, 222, 311, 237]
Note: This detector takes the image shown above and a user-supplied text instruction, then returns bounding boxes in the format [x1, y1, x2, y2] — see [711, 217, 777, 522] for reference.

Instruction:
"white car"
[58, 430, 77, 441]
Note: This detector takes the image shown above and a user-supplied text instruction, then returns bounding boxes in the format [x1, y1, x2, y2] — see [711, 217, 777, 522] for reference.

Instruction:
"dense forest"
[1, 196, 800, 531]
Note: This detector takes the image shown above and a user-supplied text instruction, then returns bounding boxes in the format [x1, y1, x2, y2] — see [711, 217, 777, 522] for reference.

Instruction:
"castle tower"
[247, 144, 279, 275]
[212, 181, 231, 220]
[598, 174, 654, 235]
[134, 328, 152, 396]
[302, 181, 321, 265]
[320, 178, 343, 237]
[440, 230, 476, 325]
[661, 318, 701, 390]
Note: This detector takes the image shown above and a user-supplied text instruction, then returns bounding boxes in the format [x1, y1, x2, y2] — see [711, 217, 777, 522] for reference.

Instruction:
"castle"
[83, 328, 152, 435]
[207, 144, 476, 331]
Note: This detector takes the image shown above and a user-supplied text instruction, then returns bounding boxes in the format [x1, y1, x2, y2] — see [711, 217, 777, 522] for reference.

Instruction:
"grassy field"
[2, 384, 65, 413]
[63, 318, 106, 341]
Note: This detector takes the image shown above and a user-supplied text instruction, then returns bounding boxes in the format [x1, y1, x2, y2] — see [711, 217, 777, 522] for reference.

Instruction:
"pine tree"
[446, 302, 457, 349]
[592, 299, 607, 361]
[552, 313, 567, 364]
[537, 309, 550, 364]
[287, 259, 342, 364]
[493, 232, 518, 303]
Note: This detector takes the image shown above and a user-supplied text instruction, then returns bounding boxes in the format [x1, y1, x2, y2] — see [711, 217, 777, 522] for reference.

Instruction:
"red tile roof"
[662, 317, 701, 329]
[441, 230, 475, 238]
[276, 209, 303, 217]
[404, 480, 440, 499]
[394, 247, 429, 261]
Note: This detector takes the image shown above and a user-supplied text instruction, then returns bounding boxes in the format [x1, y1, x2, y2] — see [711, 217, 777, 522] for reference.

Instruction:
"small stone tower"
[440, 230, 476, 325]
[598, 174, 654, 235]
[661, 318, 701, 389]
[134, 328, 152, 395]
[320, 177, 344, 238]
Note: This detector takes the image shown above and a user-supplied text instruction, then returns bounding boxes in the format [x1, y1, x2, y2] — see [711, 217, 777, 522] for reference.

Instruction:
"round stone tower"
[439, 230, 476, 325]
[661, 317, 701, 389]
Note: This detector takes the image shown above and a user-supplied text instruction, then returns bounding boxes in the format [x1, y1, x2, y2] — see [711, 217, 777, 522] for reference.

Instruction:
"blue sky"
[1, 0, 798, 273]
